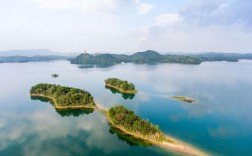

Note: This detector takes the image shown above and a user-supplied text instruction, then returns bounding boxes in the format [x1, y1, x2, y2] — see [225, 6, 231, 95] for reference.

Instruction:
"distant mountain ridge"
[0, 49, 81, 63]
[0, 55, 67, 63]
[70, 50, 252, 66]
[196, 52, 252, 62]
[0, 49, 79, 57]
[70, 50, 202, 65]
[1, 49, 251, 64]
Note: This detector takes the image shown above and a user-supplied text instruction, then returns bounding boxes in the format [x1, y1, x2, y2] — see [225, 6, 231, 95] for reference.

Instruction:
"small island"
[108, 105, 165, 142]
[105, 78, 137, 94]
[106, 105, 207, 155]
[51, 74, 59, 78]
[171, 96, 195, 103]
[30, 84, 207, 155]
[30, 83, 96, 109]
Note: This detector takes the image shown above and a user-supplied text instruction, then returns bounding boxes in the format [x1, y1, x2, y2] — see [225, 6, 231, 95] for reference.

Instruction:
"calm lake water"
[0, 60, 252, 156]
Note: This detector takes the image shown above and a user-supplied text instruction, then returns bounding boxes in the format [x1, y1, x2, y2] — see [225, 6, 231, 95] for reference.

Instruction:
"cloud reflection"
[0, 105, 131, 155]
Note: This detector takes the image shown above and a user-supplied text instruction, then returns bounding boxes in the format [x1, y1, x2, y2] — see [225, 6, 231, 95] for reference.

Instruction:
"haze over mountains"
[0, 49, 252, 64]
[0, 49, 78, 57]
[70, 50, 252, 65]
[0, 49, 79, 63]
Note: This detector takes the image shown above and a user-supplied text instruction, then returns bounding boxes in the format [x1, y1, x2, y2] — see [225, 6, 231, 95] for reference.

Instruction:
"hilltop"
[70, 50, 202, 65]
[70, 50, 252, 66]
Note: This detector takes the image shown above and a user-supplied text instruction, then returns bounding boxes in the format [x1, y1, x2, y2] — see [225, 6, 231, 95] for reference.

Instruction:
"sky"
[0, 0, 252, 53]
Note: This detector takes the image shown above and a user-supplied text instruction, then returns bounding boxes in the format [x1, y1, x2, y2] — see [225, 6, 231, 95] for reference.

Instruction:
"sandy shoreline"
[31, 93, 210, 156]
[103, 111, 210, 156]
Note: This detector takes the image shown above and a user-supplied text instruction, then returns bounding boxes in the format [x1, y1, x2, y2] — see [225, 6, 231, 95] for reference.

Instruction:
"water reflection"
[56, 109, 94, 117]
[30, 95, 149, 147]
[1, 60, 252, 156]
[30, 96, 54, 106]
[78, 64, 95, 68]
[78, 64, 113, 69]
[109, 125, 152, 147]
[30, 96, 94, 117]
[105, 86, 135, 100]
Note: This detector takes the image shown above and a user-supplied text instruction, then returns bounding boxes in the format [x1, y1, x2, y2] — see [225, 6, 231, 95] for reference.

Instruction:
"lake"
[0, 60, 252, 156]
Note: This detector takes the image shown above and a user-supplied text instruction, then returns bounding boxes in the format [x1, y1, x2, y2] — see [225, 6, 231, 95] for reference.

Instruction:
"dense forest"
[30, 83, 95, 108]
[70, 50, 252, 66]
[105, 78, 136, 93]
[70, 50, 202, 65]
[108, 105, 165, 141]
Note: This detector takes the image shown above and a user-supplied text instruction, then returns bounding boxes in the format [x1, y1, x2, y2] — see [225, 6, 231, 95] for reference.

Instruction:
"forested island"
[30, 83, 96, 109]
[1, 49, 251, 65]
[70, 50, 252, 66]
[70, 50, 201, 65]
[30, 83, 208, 155]
[106, 105, 207, 155]
[51, 74, 59, 78]
[108, 105, 165, 141]
[105, 78, 137, 94]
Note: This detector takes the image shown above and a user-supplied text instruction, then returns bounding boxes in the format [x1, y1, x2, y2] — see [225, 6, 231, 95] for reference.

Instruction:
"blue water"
[0, 60, 252, 156]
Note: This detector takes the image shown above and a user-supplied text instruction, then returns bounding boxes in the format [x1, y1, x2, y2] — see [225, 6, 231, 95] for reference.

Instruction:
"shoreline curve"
[31, 93, 210, 156]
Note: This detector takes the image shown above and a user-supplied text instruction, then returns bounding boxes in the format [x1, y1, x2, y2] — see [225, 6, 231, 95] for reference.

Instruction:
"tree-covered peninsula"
[30, 83, 96, 109]
[108, 105, 165, 142]
[105, 78, 137, 94]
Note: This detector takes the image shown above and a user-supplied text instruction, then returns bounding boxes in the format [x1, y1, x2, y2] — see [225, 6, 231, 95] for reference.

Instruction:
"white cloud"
[34, 0, 153, 16]
[180, 0, 252, 27]
[130, 0, 252, 53]
[34, 0, 79, 10]
[1, 0, 252, 53]
[137, 3, 154, 15]
[33, 0, 154, 21]
[155, 14, 182, 25]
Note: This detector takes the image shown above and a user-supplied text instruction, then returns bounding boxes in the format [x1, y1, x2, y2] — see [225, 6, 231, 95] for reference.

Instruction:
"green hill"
[70, 50, 202, 65]
[130, 50, 162, 63]
[70, 50, 252, 66]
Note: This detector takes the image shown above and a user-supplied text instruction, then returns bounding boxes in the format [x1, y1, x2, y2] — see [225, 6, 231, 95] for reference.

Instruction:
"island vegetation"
[105, 78, 137, 94]
[31, 95, 94, 116]
[108, 105, 165, 141]
[1, 49, 251, 65]
[70, 50, 202, 65]
[70, 50, 252, 66]
[51, 74, 59, 78]
[30, 83, 208, 155]
[171, 96, 195, 103]
[30, 83, 96, 109]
